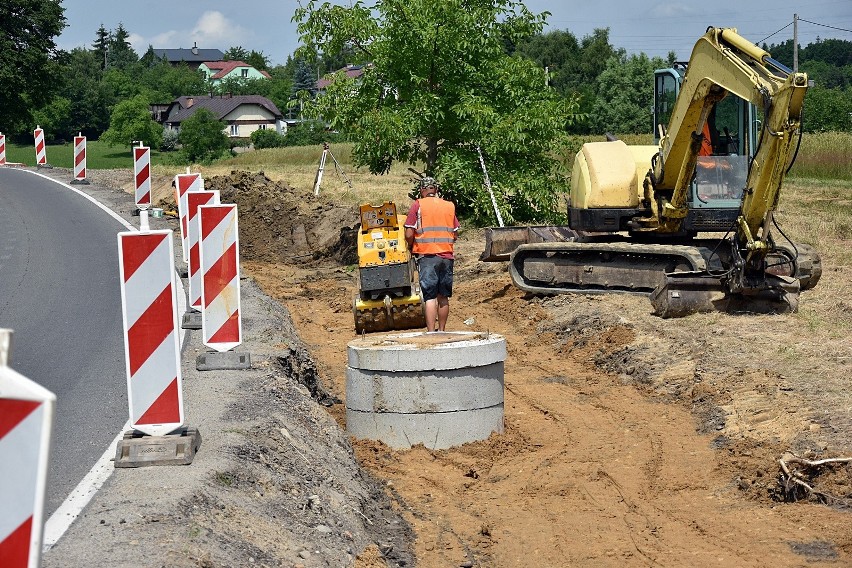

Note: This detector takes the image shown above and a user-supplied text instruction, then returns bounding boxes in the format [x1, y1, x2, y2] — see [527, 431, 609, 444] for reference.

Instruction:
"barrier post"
[133, 142, 151, 210]
[174, 171, 203, 263]
[183, 190, 219, 330]
[70, 133, 89, 185]
[0, 328, 56, 568]
[33, 127, 49, 168]
[115, 230, 200, 466]
[0, 132, 6, 165]
[196, 204, 251, 371]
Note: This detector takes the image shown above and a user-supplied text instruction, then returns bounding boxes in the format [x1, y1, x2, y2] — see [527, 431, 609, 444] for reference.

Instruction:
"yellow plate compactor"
[353, 202, 426, 334]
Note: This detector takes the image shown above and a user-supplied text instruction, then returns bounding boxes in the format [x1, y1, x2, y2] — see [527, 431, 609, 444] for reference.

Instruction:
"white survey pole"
[476, 146, 504, 227]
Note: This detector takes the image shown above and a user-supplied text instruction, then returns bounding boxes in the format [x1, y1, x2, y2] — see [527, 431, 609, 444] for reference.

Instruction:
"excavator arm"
[650, 27, 808, 246]
[647, 28, 811, 315]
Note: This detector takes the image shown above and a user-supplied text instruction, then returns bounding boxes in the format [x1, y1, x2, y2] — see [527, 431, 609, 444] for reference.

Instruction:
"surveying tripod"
[313, 142, 353, 196]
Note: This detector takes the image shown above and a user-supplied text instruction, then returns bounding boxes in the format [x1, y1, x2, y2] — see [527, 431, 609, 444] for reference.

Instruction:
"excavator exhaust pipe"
[651, 271, 800, 318]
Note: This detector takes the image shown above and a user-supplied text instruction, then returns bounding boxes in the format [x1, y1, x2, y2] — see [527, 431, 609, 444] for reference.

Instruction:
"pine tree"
[92, 24, 110, 70]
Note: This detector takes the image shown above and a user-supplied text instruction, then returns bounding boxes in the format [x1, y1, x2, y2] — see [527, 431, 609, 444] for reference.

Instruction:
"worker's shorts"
[417, 255, 453, 301]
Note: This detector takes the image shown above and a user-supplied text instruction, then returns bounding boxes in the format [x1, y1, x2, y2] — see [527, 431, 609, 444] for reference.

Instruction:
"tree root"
[778, 452, 852, 506]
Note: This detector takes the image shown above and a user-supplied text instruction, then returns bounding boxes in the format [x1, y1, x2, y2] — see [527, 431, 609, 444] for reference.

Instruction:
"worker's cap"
[419, 177, 438, 190]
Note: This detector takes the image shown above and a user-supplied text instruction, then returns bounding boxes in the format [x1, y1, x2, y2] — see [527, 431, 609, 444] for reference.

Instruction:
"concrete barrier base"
[114, 427, 201, 467]
[196, 350, 251, 371]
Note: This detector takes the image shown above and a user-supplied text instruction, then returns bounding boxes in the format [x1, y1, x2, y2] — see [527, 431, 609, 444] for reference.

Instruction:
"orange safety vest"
[412, 197, 456, 255]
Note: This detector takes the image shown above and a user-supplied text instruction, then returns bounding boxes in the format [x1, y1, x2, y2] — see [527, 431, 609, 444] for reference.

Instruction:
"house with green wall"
[198, 60, 271, 86]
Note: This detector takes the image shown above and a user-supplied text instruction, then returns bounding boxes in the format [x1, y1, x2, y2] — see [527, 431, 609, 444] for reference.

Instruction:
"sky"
[56, 0, 852, 67]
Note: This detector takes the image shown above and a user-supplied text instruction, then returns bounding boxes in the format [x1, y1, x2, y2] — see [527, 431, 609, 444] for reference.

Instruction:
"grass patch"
[4, 140, 165, 169]
[788, 132, 852, 181]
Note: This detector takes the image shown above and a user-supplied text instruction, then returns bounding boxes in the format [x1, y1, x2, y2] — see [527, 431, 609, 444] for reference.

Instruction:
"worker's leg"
[436, 295, 449, 331]
[435, 257, 453, 332]
[417, 255, 439, 332]
[424, 298, 438, 332]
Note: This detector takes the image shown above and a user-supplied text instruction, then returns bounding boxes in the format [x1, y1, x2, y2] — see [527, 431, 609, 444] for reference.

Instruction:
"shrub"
[160, 127, 179, 151]
[178, 108, 229, 163]
[283, 120, 346, 147]
[250, 128, 286, 149]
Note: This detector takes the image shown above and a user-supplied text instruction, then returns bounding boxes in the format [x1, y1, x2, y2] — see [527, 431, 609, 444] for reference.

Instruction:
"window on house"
[230, 124, 239, 136]
[259, 124, 267, 130]
[241, 69, 248, 78]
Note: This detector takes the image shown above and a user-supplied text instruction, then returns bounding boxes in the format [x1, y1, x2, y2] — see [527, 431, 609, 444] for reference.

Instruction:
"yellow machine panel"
[353, 202, 425, 334]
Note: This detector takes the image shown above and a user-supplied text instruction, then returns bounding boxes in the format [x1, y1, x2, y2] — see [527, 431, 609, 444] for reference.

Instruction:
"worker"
[404, 177, 460, 332]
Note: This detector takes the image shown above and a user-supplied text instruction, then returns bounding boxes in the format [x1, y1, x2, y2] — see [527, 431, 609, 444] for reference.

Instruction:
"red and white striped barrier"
[175, 172, 203, 262]
[199, 204, 242, 352]
[0, 329, 55, 568]
[73, 134, 86, 181]
[117, 230, 184, 436]
[133, 144, 151, 209]
[33, 127, 46, 166]
[187, 190, 220, 310]
[0, 132, 6, 165]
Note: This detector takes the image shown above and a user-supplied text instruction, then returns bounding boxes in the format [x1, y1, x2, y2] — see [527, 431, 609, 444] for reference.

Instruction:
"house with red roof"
[199, 61, 271, 86]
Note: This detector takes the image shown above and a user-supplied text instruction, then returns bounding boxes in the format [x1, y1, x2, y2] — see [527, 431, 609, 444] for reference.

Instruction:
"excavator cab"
[654, 66, 756, 221]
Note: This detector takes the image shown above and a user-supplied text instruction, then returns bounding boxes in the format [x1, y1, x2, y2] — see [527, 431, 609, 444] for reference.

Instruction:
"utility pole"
[793, 13, 799, 72]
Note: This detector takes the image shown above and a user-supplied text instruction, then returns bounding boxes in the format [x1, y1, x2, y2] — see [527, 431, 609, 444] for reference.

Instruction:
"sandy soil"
[207, 170, 852, 567]
[40, 167, 852, 567]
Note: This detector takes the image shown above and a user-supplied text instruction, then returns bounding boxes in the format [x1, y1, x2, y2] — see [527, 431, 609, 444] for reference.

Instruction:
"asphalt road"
[0, 168, 129, 516]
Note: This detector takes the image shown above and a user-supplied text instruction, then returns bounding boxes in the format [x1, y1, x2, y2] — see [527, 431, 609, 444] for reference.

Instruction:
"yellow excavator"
[484, 27, 821, 317]
[353, 202, 426, 333]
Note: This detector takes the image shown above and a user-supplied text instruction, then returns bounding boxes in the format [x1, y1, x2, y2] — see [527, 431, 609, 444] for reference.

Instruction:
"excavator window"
[654, 71, 679, 142]
[695, 96, 751, 202]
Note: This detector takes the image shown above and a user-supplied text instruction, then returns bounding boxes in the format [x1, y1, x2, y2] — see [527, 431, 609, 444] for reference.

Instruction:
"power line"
[798, 18, 852, 34]
[757, 22, 792, 44]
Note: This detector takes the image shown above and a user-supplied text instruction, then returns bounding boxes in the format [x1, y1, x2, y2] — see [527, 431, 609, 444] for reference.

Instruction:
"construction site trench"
[43, 168, 852, 567]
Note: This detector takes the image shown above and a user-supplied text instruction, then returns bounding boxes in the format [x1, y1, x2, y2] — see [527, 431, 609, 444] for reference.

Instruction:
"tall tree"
[0, 0, 66, 132]
[92, 23, 110, 70]
[62, 47, 113, 137]
[589, 53, 664, 134]
[108, 23, 138, 70]
[294, 0, 583, 224]
[515, 29, 581, 97]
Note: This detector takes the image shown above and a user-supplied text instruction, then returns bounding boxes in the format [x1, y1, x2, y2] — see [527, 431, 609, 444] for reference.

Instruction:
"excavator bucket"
[651, 271, 800, 318]
[481, 226, 578, 261]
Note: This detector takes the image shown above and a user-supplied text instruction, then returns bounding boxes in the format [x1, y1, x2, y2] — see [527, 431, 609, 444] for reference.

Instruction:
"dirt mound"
[203, 170, 359, 265]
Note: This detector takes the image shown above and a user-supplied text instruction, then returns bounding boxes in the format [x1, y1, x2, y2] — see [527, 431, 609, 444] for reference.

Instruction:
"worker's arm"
[404, 227, 415, 249]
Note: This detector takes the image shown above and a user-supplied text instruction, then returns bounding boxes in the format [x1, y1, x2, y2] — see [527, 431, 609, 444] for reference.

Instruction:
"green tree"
[0, 0, 66, 132]
[294, 0, 583, 224]
[100, 95, 162, 147]
[92, 23, 110, 70]
[246, 50, 271, 72]
[31, 97, 72, 142]
[224, 46, 250, 61]
[515, 29, 581, 97]
[108, 23, 138, 70]
[178, 108, 229, 162]
[62, 47, 113, 137]
[589, 53, 663, 134]
[141, 58, 207, 101]
[802, 86, 852, 132]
